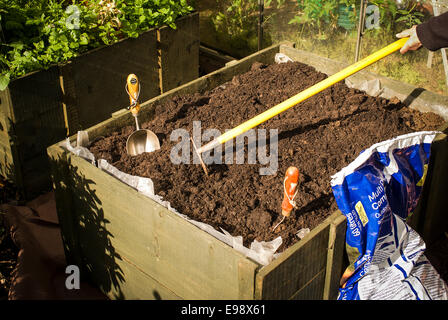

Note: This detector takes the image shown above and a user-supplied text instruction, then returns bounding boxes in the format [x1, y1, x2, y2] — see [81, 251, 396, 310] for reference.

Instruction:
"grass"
[196, 0, 447, 96]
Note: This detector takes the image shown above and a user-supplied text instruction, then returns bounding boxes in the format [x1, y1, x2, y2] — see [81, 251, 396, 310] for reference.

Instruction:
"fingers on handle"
[400, 41, 410, 54]
[396, 29, 410, 39]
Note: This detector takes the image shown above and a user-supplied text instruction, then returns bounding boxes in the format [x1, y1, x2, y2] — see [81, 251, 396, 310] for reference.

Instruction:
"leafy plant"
[0, 0, 193, 90]
[288, 0, 341, 40]
[395, 1, 425, 28]
[208, 0, 284, 56]
[211, 0, 257, 39]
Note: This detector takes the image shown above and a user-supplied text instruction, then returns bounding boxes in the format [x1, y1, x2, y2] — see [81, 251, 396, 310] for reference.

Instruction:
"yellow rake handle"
[197, 38, 408, 154]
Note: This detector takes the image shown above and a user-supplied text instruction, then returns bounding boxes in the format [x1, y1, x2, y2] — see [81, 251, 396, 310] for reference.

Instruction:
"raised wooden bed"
[0, 12, 199, 200]
[47, 43, 448, 300]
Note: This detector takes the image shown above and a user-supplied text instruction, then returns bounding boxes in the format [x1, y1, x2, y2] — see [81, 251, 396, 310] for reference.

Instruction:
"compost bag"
[331, 131, 448, 300]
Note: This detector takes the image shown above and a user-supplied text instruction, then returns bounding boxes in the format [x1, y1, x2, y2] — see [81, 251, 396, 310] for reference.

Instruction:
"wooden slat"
[0, 113, 9, 136]
[0, 90, 14, 137]
[79, 44, 281, 144]
[158, 12, 199, 93]
[289, 269, 326, 300]
[254, 212, 337, 300]
[104, 252, 182, 300]
[13, 108, 67, 161]
[323, 213, 346, 300]
[8, 66, 62, 123]
[48, 145, 258, 299]
[59, 63, 81, 135]
[47, 147, 84, 269]
[49, 42, 448, 301]
[20, 154, 52, 199]
[0, 133, 11, 153]
[0, 88, 24, 193]
[238, 260, 257, 300]
[0, 133, 14, 180]
[199, 45, 235, 75]
[67, 29, 159, 130]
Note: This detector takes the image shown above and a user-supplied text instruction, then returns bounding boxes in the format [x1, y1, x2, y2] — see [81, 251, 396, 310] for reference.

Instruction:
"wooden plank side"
[59, 63, 81, 135]
[158, 12, 199, 93]
[0, 133, 14, 180]
[0, 133, 12, 156]
[52, 147, 258, 299]
[20, 154, 52, 198]
[7, 66, 62, 123]
[199, 46, 235, 75]
[95, 247, 182, 300]
[289, 269, 326, 300]
[323, 213, 346, 300]
[0, 88, 24, 191]
[410, 127, 448, 246]
[68, 29, 159, 130]
[0, 112, 9, 136]
[47, 145, 85, 274]
[0, 92, 14, 180]
[13, 107, 67, 162]
[238, 260, 257, 300]
[255, 213, 335, 300]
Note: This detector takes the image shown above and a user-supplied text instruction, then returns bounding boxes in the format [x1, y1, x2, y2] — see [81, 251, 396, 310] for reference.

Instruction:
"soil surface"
[89, 61, 445, 252]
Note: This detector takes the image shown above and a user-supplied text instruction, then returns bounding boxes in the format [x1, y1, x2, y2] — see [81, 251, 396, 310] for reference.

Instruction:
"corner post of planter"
[157, 12, 200, 94]
[58, 62, 81, 137]
[0, 87, 26, 200]
[323, 213, 346, 300]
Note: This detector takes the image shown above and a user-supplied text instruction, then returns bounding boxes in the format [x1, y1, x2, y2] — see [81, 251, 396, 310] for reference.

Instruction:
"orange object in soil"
[281, 166, 299, 217]
[126, 73, 140, 116]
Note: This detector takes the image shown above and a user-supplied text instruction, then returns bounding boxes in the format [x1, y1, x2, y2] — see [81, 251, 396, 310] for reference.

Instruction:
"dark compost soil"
[88, 61, 445, 253]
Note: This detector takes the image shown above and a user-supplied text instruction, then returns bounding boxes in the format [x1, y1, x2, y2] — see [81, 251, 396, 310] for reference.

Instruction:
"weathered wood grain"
[254, 213, 338, 300]
[66, 29, 159, 130]
[323, 214, 347, 300]
[48, 144, 258, 299]
[159, 12, 200, 93]
[410, 126, 448, 246]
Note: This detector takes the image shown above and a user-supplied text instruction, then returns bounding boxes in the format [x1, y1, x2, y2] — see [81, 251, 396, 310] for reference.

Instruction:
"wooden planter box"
[0, 12, 199, 199]
[47, 43, 448, 300]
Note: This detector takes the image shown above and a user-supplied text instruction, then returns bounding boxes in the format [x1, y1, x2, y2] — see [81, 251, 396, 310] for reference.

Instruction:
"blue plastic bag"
[331, 131, 448, 300]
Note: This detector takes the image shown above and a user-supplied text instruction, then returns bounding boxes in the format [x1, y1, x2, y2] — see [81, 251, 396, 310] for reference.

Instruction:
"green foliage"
[0, 208, 4, 244]
[289, 0, 348, 39]
[288, 0, 429, 39]
[209, 0, 283, 56]
[395, 1, 425, 28]
[212, 0, 257, 39]
[0, 0, 193, 89]
[365, 0, 398, 33]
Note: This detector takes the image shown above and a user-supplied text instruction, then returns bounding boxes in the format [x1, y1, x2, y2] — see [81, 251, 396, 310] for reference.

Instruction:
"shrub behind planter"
[0, 12, 199, 200]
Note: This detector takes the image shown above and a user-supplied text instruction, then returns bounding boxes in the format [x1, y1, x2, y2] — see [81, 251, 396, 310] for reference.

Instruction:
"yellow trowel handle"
[126, 74, 141, 116]
[197, 38, 409, 154]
